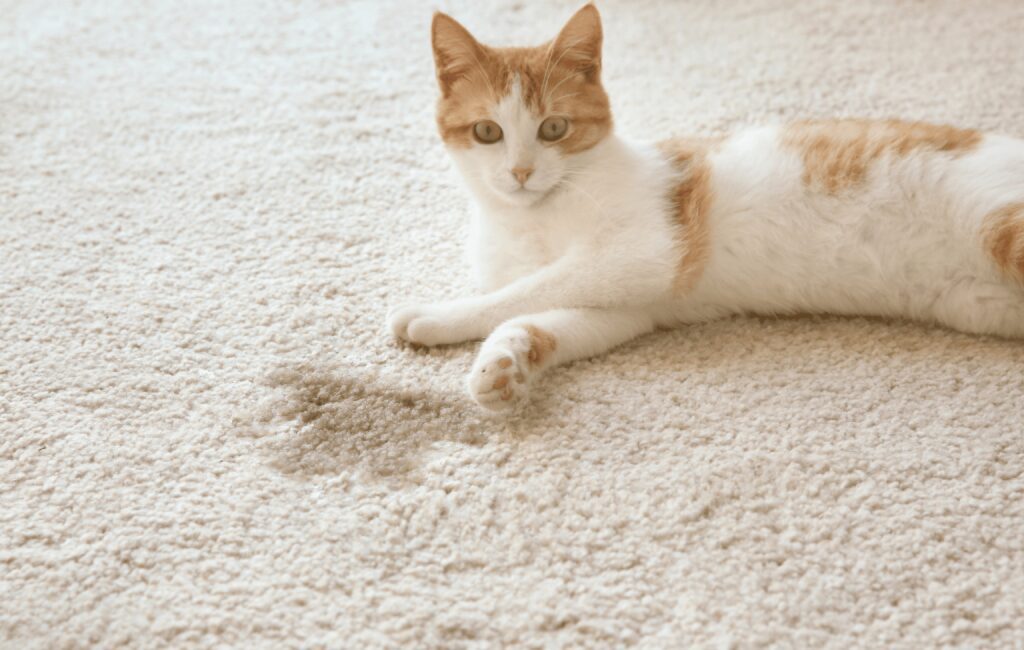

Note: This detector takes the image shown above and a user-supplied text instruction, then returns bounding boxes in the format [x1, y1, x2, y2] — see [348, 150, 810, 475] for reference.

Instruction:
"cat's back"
[672, 119, 1024, 324]
[706, 119, 1015, 218]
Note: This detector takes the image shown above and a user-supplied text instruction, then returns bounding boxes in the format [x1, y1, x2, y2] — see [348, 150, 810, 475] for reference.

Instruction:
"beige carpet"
[3, 0, 1024, 647]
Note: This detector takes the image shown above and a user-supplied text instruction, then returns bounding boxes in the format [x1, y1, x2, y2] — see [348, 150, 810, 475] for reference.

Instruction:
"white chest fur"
[457, 137, 682, 299]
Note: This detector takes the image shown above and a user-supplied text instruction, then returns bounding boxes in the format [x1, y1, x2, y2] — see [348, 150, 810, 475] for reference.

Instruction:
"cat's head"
[431, 4, 612, 207]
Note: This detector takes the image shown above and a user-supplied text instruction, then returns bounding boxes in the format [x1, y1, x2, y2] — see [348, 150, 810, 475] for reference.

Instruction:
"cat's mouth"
[488, 173, 563, 207]
[500, 186, 547, 206]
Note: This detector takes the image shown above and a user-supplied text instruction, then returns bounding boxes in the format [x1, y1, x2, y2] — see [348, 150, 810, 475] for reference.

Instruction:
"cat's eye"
[473, 120, 503, 144]
[538, 116, 569, 142]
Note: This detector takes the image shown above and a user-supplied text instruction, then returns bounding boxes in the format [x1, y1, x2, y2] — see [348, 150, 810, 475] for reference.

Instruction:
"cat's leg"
[466, 307, 656, 411]
[931, 276, 1024, 339]
[388, 251, 670, 347]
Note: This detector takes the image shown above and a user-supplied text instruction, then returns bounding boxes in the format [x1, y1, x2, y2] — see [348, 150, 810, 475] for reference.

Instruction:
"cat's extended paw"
[388, 303, 446, 346]
[467, 347, 529, 411]
[467, 324, 541, 411]
[388, 301, 479, 347]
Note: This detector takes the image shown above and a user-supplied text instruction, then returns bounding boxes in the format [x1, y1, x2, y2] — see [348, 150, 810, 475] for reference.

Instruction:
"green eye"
[473, 120, 503, 144]
[538, 116, 569, 142]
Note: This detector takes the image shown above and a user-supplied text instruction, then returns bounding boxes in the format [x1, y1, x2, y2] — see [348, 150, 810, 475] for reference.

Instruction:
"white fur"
[471, 76, 569, 206]
[389, 94, 1024, 410]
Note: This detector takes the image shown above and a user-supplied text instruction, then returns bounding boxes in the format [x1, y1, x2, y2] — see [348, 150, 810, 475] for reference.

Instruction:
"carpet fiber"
[3, 1, 1024, 647]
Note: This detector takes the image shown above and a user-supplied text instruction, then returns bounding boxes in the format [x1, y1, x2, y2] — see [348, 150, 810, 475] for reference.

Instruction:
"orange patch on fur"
[524, 325, 557, 368]
[658, 136, 721, 293]
[985, 203, 1024, 282]
[431, 6, 611, 153]
[782, 119, 982, 195]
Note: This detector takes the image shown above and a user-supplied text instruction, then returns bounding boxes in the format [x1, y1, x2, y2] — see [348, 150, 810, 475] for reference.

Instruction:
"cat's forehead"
[473, 44, 566, 113]
[492, 74, 540, 139]
[435, 40, 612, 153]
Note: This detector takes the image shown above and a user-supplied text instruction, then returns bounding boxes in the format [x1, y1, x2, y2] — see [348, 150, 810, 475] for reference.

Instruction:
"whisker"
[556, 178, 605, 214]
[561, 163, 630, 180]
[548, 91, 580, 106]
[539, 41, 557, 105]
[468, 50, 496, 99]
[541, 36, 587, 108]
[543, 73, 576, 106]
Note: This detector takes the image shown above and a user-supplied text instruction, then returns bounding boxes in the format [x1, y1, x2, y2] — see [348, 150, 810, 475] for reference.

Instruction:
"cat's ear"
[431, 12, 486, 97]
[550, 4, 603, 81]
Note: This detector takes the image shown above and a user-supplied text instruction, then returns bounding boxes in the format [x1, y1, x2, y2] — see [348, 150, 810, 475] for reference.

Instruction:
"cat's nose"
[511, 167, 534, 186]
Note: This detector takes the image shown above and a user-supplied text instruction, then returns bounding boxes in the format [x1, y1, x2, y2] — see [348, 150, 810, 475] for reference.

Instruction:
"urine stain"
[238, 362, 490, 482]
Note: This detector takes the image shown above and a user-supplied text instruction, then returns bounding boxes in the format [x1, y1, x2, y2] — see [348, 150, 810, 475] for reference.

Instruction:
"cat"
[388, 4, 1024, 411]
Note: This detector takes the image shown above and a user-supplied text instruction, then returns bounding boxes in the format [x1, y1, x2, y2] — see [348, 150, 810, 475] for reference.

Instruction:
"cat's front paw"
[467, 325, 539, 411]
[467, 348, 529, 411]
[388, 301, 478, 347]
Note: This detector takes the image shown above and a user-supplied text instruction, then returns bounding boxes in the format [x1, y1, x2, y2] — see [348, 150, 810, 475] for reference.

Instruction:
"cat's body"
[388, 5, 1024, 410]
[466, 124, 1024, 331]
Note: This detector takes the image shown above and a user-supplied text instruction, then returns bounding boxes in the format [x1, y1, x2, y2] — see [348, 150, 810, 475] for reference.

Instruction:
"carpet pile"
[3, 1, 1023, 646]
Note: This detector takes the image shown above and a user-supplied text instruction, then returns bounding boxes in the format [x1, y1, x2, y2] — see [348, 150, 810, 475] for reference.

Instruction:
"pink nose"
[511, 167, 534, 185]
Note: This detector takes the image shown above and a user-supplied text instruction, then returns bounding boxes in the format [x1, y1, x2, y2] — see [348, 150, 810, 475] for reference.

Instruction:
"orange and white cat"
[388, 4, 1024, 411]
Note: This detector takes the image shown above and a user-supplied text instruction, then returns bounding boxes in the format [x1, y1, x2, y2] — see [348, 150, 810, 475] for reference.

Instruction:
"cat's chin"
[494, 186, 552, 208]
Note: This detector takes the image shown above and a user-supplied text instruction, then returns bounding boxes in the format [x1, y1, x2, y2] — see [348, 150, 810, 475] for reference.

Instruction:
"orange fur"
[525, 325, 557, 368]
[783, 119, 982, 195]
[658, 137, 720, 293]
[985, 203, 1024, 282]
[431, 6, 611, 153]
